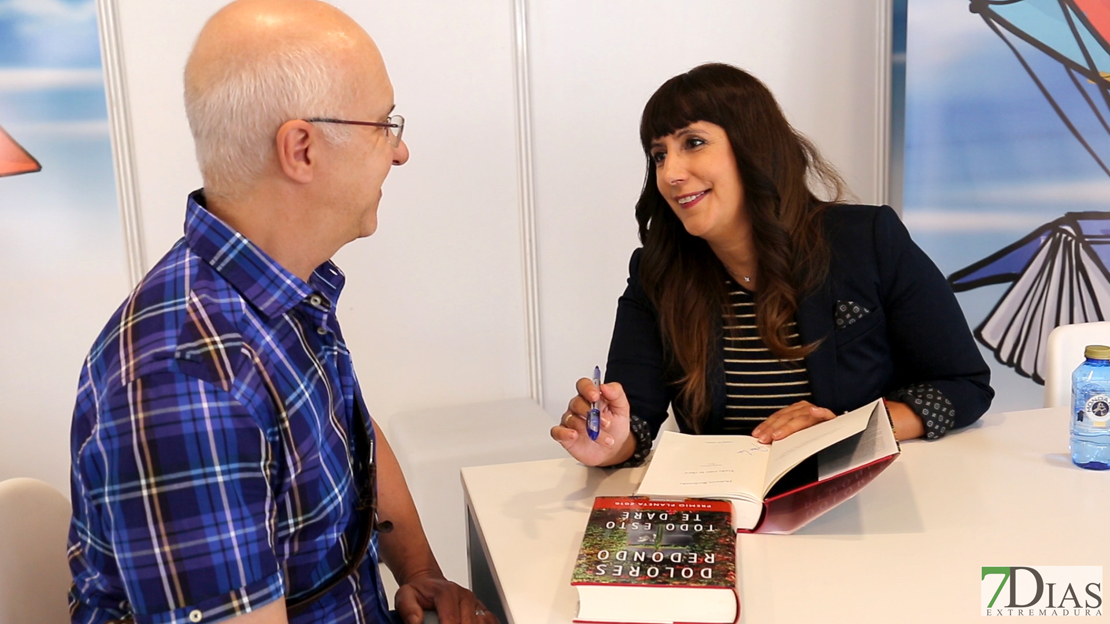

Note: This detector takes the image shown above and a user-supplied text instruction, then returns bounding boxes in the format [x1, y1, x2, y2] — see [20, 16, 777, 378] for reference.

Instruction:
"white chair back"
[0, 478, 72, 624]
[1045, 321, 1110, 407]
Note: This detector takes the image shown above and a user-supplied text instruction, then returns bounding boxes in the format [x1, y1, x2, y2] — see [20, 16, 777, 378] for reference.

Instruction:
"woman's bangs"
[640, 77, 707, 150]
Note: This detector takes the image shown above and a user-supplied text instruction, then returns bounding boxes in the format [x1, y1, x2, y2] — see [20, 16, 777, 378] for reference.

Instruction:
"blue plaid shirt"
[68, 191, 391, 624]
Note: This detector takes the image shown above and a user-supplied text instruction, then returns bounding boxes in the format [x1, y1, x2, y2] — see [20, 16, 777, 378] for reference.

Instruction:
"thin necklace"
[726, 269, 752, 283]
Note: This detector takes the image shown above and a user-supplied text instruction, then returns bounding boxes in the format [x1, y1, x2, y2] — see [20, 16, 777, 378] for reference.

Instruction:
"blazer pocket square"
[835, 300, 871, 329]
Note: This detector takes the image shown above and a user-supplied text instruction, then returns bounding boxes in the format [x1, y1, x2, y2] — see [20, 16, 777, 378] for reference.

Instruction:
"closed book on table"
[571, 496, 738, 624]
[636, 399, 899, 534]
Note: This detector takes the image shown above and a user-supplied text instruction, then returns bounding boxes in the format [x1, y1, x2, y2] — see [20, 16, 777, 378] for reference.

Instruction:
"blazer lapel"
[798, 282, 838, 410]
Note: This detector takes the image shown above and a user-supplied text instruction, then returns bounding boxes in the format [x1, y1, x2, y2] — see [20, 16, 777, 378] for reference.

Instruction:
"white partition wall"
[101, 0, 535, 423]
[527, 0, 892, 414]
[96, 0, 891, 431]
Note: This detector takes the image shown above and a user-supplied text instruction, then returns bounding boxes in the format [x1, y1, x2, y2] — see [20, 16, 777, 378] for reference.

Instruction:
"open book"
[634, 399, 899, 534]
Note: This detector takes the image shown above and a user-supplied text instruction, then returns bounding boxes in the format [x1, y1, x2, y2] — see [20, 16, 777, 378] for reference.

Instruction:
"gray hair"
[184, 39, 353, 200]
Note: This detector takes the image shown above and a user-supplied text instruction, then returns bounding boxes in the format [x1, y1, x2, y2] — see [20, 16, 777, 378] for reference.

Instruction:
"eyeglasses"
[305, 114, 405, 147]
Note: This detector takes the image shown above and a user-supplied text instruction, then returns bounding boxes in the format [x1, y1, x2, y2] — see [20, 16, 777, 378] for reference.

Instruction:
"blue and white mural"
[0, 0, 122, 274]
[948, 0, 1110, 385]
[0, 0, 128, 488]
[904, 0, 1110, 411]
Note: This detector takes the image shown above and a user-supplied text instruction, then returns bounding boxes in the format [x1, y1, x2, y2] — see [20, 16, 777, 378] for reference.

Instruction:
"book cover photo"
[571, 496, 739, 624]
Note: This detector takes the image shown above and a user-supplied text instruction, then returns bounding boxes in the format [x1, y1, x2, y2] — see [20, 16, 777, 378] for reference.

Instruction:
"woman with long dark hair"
[552, 63, 993, 468]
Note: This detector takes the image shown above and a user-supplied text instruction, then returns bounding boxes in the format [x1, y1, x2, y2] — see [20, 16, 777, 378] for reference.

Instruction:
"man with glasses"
[67, 1, 489, 623]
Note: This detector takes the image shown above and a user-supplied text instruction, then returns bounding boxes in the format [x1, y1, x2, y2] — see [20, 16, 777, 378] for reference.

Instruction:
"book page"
[818, 399, 899, 480]
[635, 431, 770, 502]
[760, 399, 880, 497]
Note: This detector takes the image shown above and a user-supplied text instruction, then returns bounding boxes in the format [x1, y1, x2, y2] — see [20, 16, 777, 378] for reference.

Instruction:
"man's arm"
[373, 420, 496, 624]
[226, 597, 287, 623]
[69, 372, 294, 624]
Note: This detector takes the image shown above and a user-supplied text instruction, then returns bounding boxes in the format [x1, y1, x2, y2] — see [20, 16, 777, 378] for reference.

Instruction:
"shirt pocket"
[833, 304, 884, 348]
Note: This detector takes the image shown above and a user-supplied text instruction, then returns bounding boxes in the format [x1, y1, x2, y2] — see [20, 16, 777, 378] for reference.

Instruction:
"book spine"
[591, 497, 732, 514]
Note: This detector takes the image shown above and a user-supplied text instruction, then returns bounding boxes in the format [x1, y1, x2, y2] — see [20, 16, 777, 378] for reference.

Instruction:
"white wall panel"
[110, 0, 532, 424]
[0, 249, 128, 494]
[526, 0, 890, 415]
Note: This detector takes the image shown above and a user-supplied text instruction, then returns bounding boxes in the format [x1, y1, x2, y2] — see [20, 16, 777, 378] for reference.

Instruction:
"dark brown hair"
[635, 63, 845, 430]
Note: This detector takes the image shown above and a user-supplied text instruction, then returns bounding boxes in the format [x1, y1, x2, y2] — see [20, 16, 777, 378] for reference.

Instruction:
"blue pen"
[587, 366, 601, 441]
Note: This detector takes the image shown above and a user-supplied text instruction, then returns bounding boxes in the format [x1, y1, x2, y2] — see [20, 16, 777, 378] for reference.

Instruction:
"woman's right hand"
[550, 378, 635, 467]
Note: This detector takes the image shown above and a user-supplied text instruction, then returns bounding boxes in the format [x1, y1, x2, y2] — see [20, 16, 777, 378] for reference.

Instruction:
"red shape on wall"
[1074, 0, 1110, 42]
[0, 124, 41, 178]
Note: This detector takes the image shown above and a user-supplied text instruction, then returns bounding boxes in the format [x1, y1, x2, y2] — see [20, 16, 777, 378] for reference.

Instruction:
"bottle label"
[1083, 394, 1110, 428]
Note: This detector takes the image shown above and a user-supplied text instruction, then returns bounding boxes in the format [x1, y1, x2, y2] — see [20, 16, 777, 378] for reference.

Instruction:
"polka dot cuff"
[606, 415, 654, 468]
[887, 383, 956, 440]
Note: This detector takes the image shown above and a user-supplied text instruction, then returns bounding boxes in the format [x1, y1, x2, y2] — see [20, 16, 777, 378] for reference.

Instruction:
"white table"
[461, 408, 1109, 624]
[385, 398, 565, 590]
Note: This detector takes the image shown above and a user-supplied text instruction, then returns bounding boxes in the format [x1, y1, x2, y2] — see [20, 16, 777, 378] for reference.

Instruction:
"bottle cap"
[1085, 345, 1110, 360]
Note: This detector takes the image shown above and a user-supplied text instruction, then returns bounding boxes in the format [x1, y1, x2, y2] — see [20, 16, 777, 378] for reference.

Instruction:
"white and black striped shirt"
[722, 281, 811, 434]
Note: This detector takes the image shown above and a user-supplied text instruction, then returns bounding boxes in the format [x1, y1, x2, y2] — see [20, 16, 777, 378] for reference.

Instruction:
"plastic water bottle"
[1071, 345, 1110, 470]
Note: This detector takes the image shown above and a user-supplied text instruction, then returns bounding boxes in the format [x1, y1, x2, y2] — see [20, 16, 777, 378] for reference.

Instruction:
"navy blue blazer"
[606, 204, 994, 436]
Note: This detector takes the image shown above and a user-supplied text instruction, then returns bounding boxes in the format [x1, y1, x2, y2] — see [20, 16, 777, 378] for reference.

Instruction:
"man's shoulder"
[85, 240, 250, 390]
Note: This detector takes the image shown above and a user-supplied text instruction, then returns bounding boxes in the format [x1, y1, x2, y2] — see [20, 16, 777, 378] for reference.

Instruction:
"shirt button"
[309, 295, 323, 307]
[188, 610, 203, 622]
[317, 326, 327, 335]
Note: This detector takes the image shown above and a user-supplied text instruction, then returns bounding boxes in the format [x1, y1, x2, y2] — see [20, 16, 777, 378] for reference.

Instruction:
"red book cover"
[746, 454, 897, 534]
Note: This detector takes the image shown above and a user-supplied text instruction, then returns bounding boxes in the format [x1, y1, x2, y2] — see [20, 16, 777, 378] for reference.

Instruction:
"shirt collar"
[183, 190, 345, 319]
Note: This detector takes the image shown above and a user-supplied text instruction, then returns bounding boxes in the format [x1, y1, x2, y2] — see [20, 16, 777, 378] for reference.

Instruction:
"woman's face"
[649, 121, 745, 245]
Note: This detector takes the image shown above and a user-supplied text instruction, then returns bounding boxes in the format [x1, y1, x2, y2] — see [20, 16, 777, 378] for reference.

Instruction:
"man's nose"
[392, 138, 409, 166]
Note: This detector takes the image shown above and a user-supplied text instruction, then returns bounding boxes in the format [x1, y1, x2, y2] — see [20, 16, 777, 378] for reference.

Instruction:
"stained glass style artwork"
[951, 212, 1110, 382]
[0, 124, 41, 177]
[969, 0, 1110, 174]
[951, 1, 1110, 383]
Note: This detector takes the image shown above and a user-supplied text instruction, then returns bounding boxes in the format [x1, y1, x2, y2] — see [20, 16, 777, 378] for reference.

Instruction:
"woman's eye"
[651, 151, 666, 165]
[685, 136, 706, 149]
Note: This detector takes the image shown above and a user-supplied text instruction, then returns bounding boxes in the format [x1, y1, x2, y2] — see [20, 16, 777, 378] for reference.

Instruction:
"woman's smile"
[675, 190, 709, 208]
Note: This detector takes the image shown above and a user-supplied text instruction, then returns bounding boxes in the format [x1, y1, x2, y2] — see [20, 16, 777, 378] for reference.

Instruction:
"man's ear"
[275, 119, 317, 184]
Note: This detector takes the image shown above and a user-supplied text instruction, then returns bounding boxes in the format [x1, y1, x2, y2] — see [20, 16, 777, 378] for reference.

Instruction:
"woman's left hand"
[751, 400, 835, 444]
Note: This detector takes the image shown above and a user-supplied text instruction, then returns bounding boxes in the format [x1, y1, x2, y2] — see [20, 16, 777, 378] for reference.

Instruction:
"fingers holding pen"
[554, 401, 612, 441]
[550, 411, 619, 455]
[575, 376, 602, 405]
[550, 379, 632, 466]
[551, 381, 602, 444]
[597, 381, 629, 416]
[571, 377, 625, 428]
